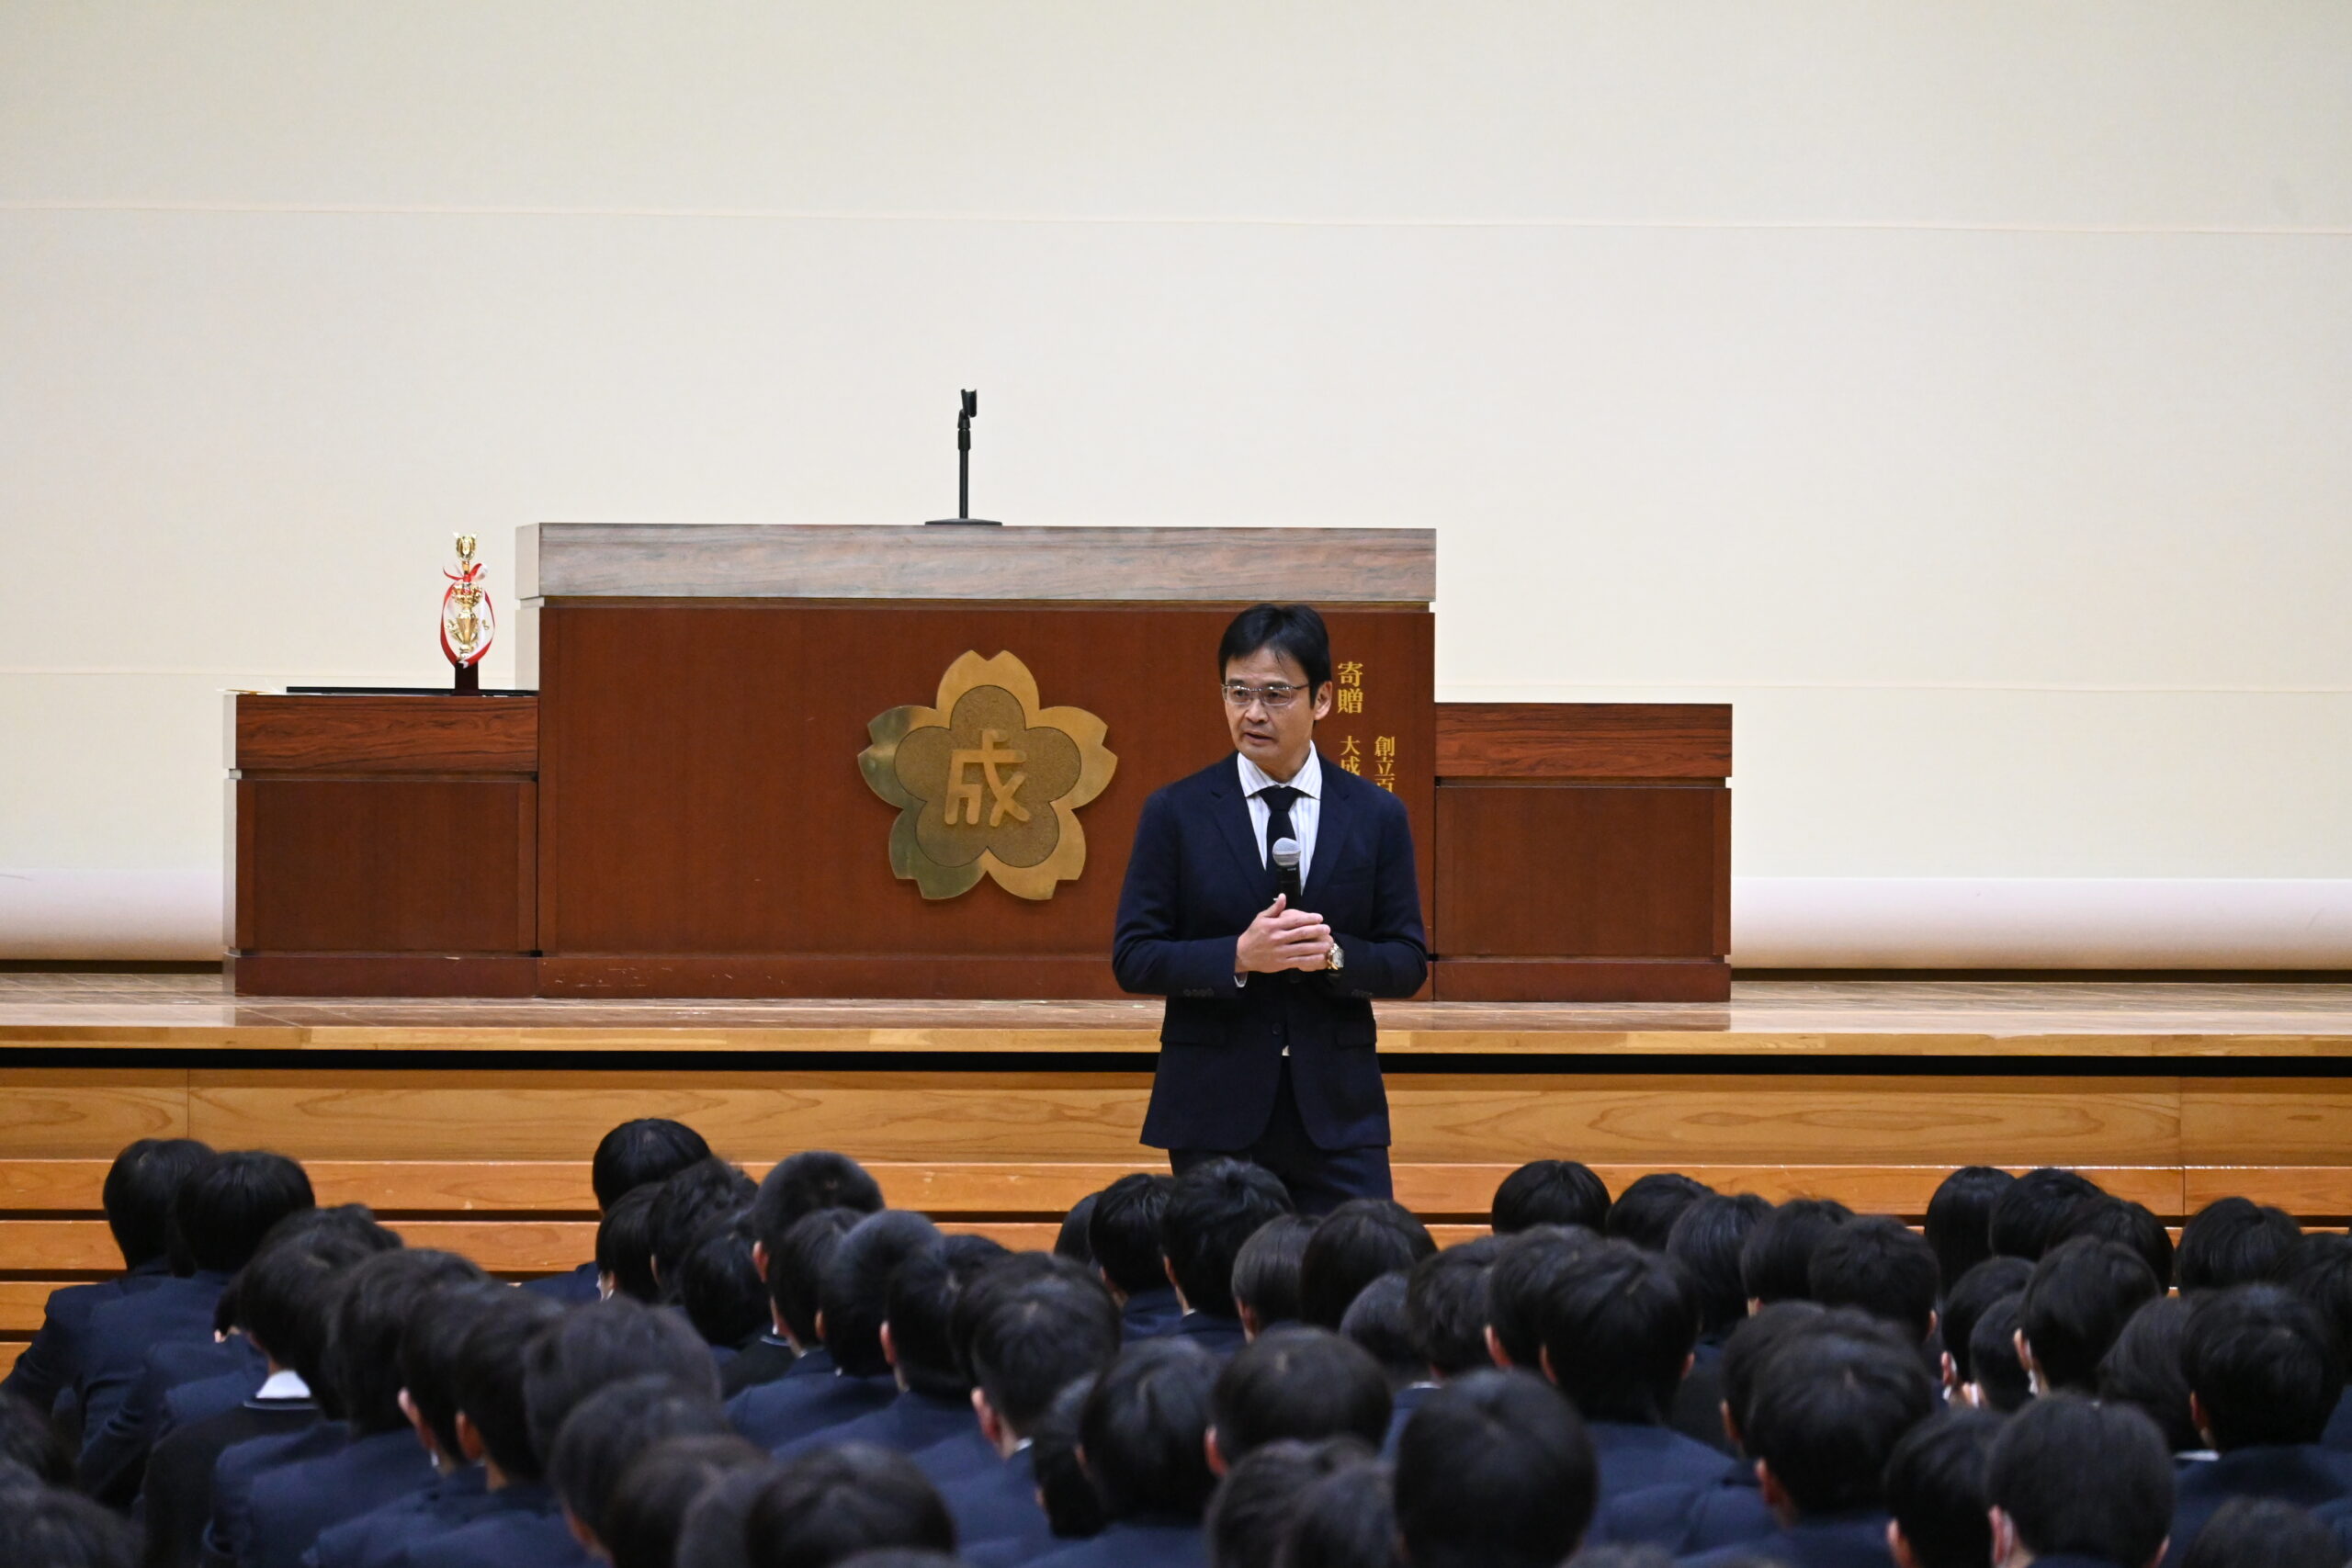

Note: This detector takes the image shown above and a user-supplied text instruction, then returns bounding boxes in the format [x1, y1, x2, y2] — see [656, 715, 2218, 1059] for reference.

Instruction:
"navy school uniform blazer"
[141, 1391, 319, 1568]
[303, 1465, 498, 1568]
[1679, 1508, 1892, 1568]
[1030, 1513, 1204, 1568]
[777, 1385, 978, 1461]
[728, 1361, 898, 1454]
[1588, 1418, 1735, 1502]
[522, 1263, 601, 1305]
[2165, 1445, 2352, 1566]
[243, 1427, 441, 1568]
[941, 1446, 1055, 1565]
[203, 1421, 347, 1568]
[1113, 756, 1427, 1153]
[76, 1269, 233, 1496]
[395, 1482, 591, 1568]
[0, 1257, 171, 1419]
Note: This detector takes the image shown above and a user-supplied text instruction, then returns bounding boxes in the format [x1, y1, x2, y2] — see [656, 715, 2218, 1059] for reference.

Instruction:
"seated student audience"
[1023, 1373, 1109, 1547]
[0, 1483, 143, 1568]
[1964, 1292, 2035, 1413]
[650, 1159, 760, 1299]
[2054, 1195, 2177, 1291]
[2177, 1198, 2302, 1292]
[1056, 1193, 1098, 1268]
[1230, 1214, 1317, 1341]
[675, 1461, 785, 1568]
[1088, 1174, 1182, 1341]
[1033, 1337, 1223, 1568]
[1605, 1172, 1713, 1253]
[1400, 1236, 1498, 1403]
[744, 1444, 956, 1568]
[1987, 1167, 2105, 1262]
[1204, 1437, 1374, 1568]
[1807, 1214, 1942, 1347]
[1157, 1159, 1294, 1358]
[736, 1206, 863, 1405]
[2019, 1236, 2163, 1394]
[2285, 1232, 2352, 1452]
[681, 1212, 776, 1364]
[600, 1432, 770, 1568]
[2097, 1297, 2202, 1454]
[1922, 1166, 2015, 1291]
[1393, 1369, 1597, 1568]
[1661, 1194, 1772, 1452]
[1297, 1201, 1434, 1331]
[1739, 1199, 1852, 1308]
[1985, 1394, 2174, 1568]
[1207, 1325, 1391, 1468]
[742, 1154, 887, 1392]
[1481, 1224, 1600, 1374]
[1279, 1456, 1397, 1568]
[531, 1118, 715, 1304]
[2178, 1496, 2344, 1568]
[548, 1377, 732, 1563]
[1489, 1158, 1611, 1236]
[1936, 1256, 2031, 1405]
[1883, 1407, 2002, 1568]
[732, 1211, 943, 1452]
[1337, 1272, 1419, 1392]
[601, 1186, 667, 1305]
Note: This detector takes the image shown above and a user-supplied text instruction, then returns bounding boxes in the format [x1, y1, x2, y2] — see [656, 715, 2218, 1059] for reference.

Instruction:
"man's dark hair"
[2179, 1496, 2346, 1568]
[328, 1247, 487, 1434]
[1967, 1293, 2033, 1412]
[1719, 1300, 1827, 1447]
[1160, 1158, 1295, 1320]
[1212, 1325, 1391, 1459]
[1055, 1193, 1097, 1266]
[967, 1269, 1123, 1436]
[1031, 1373, 1106, 1539]
[1394, 1369, 1597, 1568]
[0, 1487, 141, 1568]
[1987, 1168, 2102, 1262]
[592, 1119, 713, 1212]
[751, 1152, 885, 1258]
[1283, 1460, 1396, 1568]
[231, 1205, 401, 1394]
[650, 1158, 757, 1292]
[1406, 1236, 1502, 1378]
[676, 1463, 779, 1568]
[1340, 1271, 1419, 1388]
[768, 1207, 861, 1348]
[398, 1281, 502, 1461]
[522, 1296, 723, 1465]
[1490, 1160, 1610, 1235]
[1219, 604, 1333, 694]
[0, 1386, 72, 1485]
[548, 1375, 730, 1546]
[599, 1184, 663, 1303]
[1923, 1166, 2015, 1292]
[1532, 1239, 1697, 1425]
[1089, 1173, 1176, 1299]
[884, 1233, 1008, 1398]
[1300, 1199, 1435, 1330]
[1939, 1257, 2031, 1384]
[2098, 1296, 2200, 1452]
[1233, 1214, 1319, 1326]
[1986, 1393, 2173, 1568]
[678, 1209, 770, 1349]
[452, 1288, 570, 1482]
[1737, 1198, 1851, 1305]
[2288, 1232, 2352, 1366]
[1484, 1225, 1600, 1371]
[1744, 1330, 1936, 1514]
[604, 1433, 770, 1568]
[173, 1149, 316, 1274]
[1807, 1215, 1940, 1340]
[2181, 1284, 2345, 1450]
[1665, 1192, 1773, 1337]
[2178, 1197, 2302, 1292]
[100, 1136, 212, 1269]
[2053, 1195, 2176, 1290]
[744, 1444, 955, 1568]
[1081, 1337, 1222, 1519]
[1605, 1173, 1713, 1253]
[2021, 1236, 2162, 1392]
[1884, 1407, 2002, 1568]
[820, 1210, 943, 1377]
[1205, 1436, 1374, 1568]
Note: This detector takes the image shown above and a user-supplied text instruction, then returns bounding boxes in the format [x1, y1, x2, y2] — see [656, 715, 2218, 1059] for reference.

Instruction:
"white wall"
[4, 2, 2349, 964]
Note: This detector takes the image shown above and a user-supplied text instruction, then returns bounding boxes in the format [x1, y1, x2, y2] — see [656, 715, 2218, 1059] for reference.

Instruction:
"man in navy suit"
[1114, 603, 1428, 1214]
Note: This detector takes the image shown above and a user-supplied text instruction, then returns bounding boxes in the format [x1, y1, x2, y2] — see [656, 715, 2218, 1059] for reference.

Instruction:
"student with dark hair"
[753, 1152, 887, 1236]
[1299, 1200, 1434, 1330]
[1056, 1192, 1098, 1268]
[1922, 1166, 2014, 1292]
[1282, 1459, 1398, 1568]
[2098, 1298, 2201, 1453]
[1883, 1407, 2002, 1568]
[1937, 1257, 2031, 1404]
[1088, 1173, 1181, 1340]
[1737, 1199, 1851, 1307]
[743, 1160, 884, 1390]
[650, 1159, 759, 1297]
[1531, 1239, 1729, 1499]
[2166, 1285, 2352, 1564]
[675, 1463, 780, 1568]
[1207, 1325, 1391, 1466]
[548, 1377, 732, 1562]
[744, 1444, 956, 1568]
[1026, 1374, 1107, 1546]
[1029, 1338, 1222, 1568]
[1664, 1193, 1776, 1450]
[1204, 1436, 1373, 1568]
[2019, 1236, 2163, 1393]
[599, 1186, 665, 1304]
[1985, 1394, 2173, 1568]
[731, 1207, 861, 1404]
[1403, 1237, 1499, 1384]
[603, 1433, 771, 1568]
[681, 1211, 775, 1361]
[1987, 1167, 2103, 1262]
[1339, 1273, 1419, 1391]
[2286, 1232, 2352, 1452]
[2179, 1497, 2344, 1568]
[2054, 1195, 2176, 1291]
[732, 1211, 941, 1452]
[0, 1388, 71, 1485]
[1481, 1225, 1600, 1372]
[0, 1486, 141, 1568]
[1393, 1369, 1598, 1568]
[1605, 1173, 1713, 1253]
[1231, 1214, 1317, 1340]
[395, 1289, 569, 1562]
[1807, 1215, 1941, 1344]
[1965, 1294, 2034, 1413]
[1158, 1158, 1295, 1358]
[1490, 1159, 1610, 1235]
[531, 1118, 716, 1304]
[2177, 1198, 2302, 1293]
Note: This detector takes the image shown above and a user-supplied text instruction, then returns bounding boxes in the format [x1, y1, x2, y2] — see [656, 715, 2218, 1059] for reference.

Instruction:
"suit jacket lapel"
[1303, 756, 1354, 905]
[1208, 762, 1269, 893]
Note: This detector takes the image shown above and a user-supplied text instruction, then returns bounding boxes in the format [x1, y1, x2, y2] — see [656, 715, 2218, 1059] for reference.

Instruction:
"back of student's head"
[680, 1209, 770, 1349]
[605, 1433, 771, 1568]
[2097, 1296, 2200, 1452]
[1206, 1436, 1374, 1568]
[1940, 1257, 2030, 1387]
[1484, 1224, 1600, 1371]
[454, 1289, 571, 1483]
[0, 1385, 72, 1485]
[1339, 1272, 1419, 1389]
[1283, 1459, 1399, 1568]
[1742, 1329, 1936, 1515]
[524, 1295, 723, 1464]
[1301, 1200, 1434, 1329]
[1923, 1166, 2014, 1290]
[2288, 1232, 2352, 1367]
[1883, 1407, 2003, 1568]
[1088, 1172, 1175, 1299]
[1161, 1158, 1295, 1319]
[2180, 1283, 2344, 1450]
[1806, 1214, 1940, 1341]
[652, 1158, 758, 1292]
[1738, 1198, 1851, 1305]
[174, 1148, 317, 1274]
[1056, 1191, 1098, 1266]
[752, 1152, 885, 1245]
[1490, 1159, 1609, 1235]
[2179, 1496, 2346, 1568]
[765, 1207, 860, 1348]
[2021, 1235, 2162, 1392]
[1987, 1167, 2102, 1262]
[594, 1119, 714, 1211]
[817, 1210, 942, 1377]
[744, 1443, 955, 1568]
[1081, 1337, 1222, 1521]
[101, 1136, 212, 1270]
[1031, 1373, 1107, 1539]
[677, 1463, 779, 1568]
[550, 1375, 731, 1550]
[1665, 1192, 1772, 1337]
[1966, 1293, 2033, 1412]
[1605, 1172, 1713, 1252]
[1718, 1300, 1826, 1449]
[884, 1234, 1008, 1398]
[966, 1266, 1123, 1438]
[1394, 1369, 1596, 1568]
[1234, 1214, 1320, 1327]
[1532, 1238, 1696, 1424]
[329, 1247, 486, 1435]
[2052, 1194, 2175, 1291]
[2178, 1197, 2302, 1292]
[601, 1184, 665, 1303]
[1986, 1394, 2172, 1568]
[0, 1486, 141, 1568]
[1213, 1325, 1392, 1460]
[399, 1281, 502, 1463]
[1405, 1236, 1500, 1380]
[232, 1204, 401, 1393]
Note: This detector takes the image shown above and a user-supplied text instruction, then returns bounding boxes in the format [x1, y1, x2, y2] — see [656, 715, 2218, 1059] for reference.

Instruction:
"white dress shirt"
[1236, 747, 1323, 884]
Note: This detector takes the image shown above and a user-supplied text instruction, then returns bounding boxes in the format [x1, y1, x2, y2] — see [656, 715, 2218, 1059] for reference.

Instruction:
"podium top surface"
[519, 524, 1435, 604]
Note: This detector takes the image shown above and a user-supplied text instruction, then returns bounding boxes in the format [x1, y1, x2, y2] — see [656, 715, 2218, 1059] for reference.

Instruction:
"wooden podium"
[228, 524, 1729, 1000]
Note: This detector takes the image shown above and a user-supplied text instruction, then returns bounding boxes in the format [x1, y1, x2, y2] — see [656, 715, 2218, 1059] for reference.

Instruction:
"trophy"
[439, 534, 496, 693]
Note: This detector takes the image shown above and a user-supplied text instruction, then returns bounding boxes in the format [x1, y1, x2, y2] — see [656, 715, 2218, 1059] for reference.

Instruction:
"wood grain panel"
[0, 1345, 22, 1377]
[537, 956, 1130, 1001]
[0, 1072, 186, 1156]
[2181, 1083, 2352, 1166]
[235, 696, 537, 774]
[1435, 705, 1731, 781]
[0, 1281, 69, 1332]
[229, 954, 541, 998]
[1436, 786, 1726, 958]
[2182, 1168, 2352, 1215]
[0, 1221, 121, 1270]
[1434, 960, 1731, 1004]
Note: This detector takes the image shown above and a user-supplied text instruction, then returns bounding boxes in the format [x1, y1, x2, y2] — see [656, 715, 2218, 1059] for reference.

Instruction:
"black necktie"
[1258, 785, 1302, 879]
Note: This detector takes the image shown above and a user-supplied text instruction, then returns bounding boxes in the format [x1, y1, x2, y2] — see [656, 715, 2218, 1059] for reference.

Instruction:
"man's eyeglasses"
[1221, 682, 1308, 711]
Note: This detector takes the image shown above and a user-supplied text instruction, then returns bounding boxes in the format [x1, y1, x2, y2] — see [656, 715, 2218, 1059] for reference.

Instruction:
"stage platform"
[5, 974, 2350, 1374]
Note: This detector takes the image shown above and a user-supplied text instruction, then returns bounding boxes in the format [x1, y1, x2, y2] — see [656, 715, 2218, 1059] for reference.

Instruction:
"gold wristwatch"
[1324, 940, 1345, 974]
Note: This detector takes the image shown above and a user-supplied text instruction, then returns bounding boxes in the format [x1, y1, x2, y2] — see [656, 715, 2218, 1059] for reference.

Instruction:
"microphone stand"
[926, 389, 1001, 525]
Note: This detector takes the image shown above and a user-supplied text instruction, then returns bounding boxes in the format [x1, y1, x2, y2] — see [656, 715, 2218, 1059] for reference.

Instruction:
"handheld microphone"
[1271, 838, 1303, 906]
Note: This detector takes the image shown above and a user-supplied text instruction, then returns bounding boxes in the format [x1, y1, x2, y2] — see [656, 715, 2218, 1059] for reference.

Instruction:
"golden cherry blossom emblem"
[859, 651, 1117, 900]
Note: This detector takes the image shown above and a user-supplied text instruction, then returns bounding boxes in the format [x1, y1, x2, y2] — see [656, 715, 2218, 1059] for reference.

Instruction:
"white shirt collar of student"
[1236, 747, 1322, 800]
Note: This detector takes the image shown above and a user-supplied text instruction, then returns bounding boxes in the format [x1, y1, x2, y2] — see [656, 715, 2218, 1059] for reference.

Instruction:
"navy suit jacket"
[304, 1466, 498, 1568]
[1113, 755, 1427, 1152]
[1166, 1312, 1249, 1359]
[721, 1336, 800, 1395]
[1679, 1508, 1891, 1568]
[245, 1427, 440, 1568]
[205, 1422, 347, 1568]
[396, 1482, 591, 1568]
[1589, 1419, 1734, 1501]
[141, 1394, 319, 1568]
[729, 1360, 898, 1454]
[1381, 1382, 1435, 1459]
[0, 1258, 171, 1420]
[76, 1269, 232, 1495]
[780, 1386, 978, 1461]
[1030, 1513, 1204, 1568]
[522, 1263, 601, 1305]
[2165, 1446, 2352, 1566]
[942, 1447, 1055, 1566]
[1598, 1468, 1772, 1553]
[1120, 1287, 1183, 1343]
